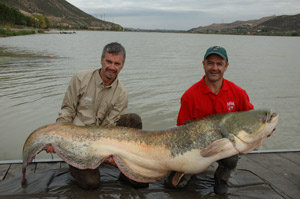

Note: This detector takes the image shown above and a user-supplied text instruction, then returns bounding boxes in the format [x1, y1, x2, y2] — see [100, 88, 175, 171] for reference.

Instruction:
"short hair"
[102, 42, 126, 62]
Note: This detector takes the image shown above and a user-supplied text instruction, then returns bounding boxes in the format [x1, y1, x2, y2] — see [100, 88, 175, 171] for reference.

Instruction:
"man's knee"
[117, 113, 142, 129]
[218, 155, 238, 170]
[69, 165, 101, 189]
[214, 155, 239, 181]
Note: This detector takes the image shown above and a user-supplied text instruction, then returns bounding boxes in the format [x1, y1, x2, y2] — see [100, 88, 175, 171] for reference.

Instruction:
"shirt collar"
[200, 75, 229, 94]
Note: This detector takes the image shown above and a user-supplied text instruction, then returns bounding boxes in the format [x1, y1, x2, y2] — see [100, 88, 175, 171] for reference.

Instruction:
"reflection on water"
[0, 32, 300, 160]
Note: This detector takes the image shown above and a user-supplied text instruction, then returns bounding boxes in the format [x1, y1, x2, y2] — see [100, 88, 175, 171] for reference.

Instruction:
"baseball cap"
[204, 46, 228, 61]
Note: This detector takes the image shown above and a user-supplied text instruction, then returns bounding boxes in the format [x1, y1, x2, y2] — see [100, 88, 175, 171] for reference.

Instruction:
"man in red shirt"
[165, 46, 254, 195]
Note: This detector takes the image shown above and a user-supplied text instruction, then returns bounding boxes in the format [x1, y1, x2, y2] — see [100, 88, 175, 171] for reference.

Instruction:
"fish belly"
[94, 138, 171, 182]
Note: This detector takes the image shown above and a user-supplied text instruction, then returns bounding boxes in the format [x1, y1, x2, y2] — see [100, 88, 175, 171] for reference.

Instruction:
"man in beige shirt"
[57, 42, 147, 189]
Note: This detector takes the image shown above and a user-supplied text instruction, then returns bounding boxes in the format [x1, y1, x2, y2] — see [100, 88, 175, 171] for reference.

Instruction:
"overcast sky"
[66, 0, 300, 30]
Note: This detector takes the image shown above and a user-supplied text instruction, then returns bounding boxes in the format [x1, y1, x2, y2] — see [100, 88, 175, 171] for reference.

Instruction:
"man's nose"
[211, 63, 218, 69]
[109, 63, 117, 70]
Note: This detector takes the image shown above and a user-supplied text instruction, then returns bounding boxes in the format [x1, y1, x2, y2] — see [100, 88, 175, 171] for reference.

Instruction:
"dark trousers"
[215, 155, 238, 181]
[69, 113, 143, 189]
[164, 153, 238, 189]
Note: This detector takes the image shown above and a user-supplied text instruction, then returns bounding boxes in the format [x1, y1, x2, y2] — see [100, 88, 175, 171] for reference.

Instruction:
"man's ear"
[225, 62, 229, 71]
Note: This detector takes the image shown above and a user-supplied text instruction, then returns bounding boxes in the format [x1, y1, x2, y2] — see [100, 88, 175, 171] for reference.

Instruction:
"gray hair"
[102, 42, 126, 62]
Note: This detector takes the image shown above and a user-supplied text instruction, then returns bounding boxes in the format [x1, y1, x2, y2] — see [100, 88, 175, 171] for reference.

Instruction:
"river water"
[0, 31, 299, 160]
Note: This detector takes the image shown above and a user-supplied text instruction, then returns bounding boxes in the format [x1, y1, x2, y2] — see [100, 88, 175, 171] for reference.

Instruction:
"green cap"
[204, 46, 228, 61]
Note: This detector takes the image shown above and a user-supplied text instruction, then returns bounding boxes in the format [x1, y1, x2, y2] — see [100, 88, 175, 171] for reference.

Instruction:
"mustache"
[208, 70, 220, 73]
[105, 68, 117, 73]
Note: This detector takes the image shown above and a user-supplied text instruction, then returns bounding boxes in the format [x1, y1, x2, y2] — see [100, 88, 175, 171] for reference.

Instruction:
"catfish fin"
[200, 138, 235, 157]
[172, 172, 185, 187]
[44, 144, 56, 154]
[218, 123, 236, 143]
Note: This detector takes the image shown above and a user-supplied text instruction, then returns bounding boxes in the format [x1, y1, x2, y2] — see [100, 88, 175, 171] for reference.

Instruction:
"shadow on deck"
[0, 151, 299, 199]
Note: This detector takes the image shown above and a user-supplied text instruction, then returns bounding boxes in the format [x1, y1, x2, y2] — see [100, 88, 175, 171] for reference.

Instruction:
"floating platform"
[44, 31, 76, 34]
[0, 151, 299, 199]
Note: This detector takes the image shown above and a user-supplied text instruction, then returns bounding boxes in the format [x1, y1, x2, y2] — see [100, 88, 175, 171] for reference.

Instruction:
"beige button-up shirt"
[56, 69, 128, 126]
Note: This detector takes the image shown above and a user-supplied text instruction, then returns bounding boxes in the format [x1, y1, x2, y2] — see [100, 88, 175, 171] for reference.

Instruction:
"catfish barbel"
[22, 109, 278, 186]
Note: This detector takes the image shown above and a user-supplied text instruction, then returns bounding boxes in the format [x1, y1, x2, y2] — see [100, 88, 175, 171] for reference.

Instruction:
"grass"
[0, 28, 36, 37]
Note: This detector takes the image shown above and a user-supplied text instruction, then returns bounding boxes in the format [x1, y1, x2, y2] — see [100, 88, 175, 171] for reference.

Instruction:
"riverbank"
[0, 29, 36, 37]
[0, 26, 41, 37]
[0, 27, 78, 37]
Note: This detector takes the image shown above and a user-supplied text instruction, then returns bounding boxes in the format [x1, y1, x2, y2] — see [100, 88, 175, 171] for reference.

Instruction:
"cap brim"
[205, 52, 227, 60]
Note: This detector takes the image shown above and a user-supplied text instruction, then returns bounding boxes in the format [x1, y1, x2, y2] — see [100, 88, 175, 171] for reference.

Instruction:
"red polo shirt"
[177, 76, 254, 126]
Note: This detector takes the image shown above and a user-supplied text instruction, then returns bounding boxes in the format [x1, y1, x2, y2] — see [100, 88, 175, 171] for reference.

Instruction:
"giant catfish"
[22, 109, 279, 186]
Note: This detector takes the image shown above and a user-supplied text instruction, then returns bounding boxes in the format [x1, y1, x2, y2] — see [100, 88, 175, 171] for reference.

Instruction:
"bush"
[0, 28, 7, 35]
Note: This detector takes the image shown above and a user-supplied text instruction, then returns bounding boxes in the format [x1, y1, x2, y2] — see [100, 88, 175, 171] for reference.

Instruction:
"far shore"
[1, 26, 299, 38]
[0, 27, 78, 37]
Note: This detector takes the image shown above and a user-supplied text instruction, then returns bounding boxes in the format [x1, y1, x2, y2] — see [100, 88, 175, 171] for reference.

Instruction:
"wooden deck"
[237, 151, 300, 199]
[0, 151, 299, 198]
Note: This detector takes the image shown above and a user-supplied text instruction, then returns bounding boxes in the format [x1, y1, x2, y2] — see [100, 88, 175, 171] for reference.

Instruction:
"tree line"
[0, 2, 50, 29]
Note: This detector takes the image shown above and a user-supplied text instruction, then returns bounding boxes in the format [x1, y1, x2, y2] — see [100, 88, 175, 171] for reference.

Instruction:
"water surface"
[0, 31, 299, 160]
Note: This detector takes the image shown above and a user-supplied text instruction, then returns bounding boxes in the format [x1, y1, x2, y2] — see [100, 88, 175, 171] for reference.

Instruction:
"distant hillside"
[255, 14, 300, 31]
[189, 14, 300, 36]
[0, 0, 122, 30]
[190, 16, 275, 32]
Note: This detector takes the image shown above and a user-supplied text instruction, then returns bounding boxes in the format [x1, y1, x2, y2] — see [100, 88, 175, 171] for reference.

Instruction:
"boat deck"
[0, 151, 299, 199]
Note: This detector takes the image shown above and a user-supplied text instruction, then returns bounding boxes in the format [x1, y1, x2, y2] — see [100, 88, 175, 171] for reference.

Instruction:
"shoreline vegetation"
[0, 1, 120, 37]
[0, 27, 37, 37]
[0, 26, 78, 37]
[0, 2, 50, 37]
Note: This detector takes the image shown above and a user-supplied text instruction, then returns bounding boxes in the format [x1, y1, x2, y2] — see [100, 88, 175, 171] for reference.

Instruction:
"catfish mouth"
[232, 112, 279, 154]
[263, 112, 278, 124]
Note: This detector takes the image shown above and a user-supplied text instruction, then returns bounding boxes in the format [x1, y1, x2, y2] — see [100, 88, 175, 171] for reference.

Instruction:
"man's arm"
[177, 96, 193, 126]
[56, 74, 81, 123]
[239, 90, 254, 111]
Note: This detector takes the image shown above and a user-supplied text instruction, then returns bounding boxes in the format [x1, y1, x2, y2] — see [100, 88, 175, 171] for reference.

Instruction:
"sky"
[66, 0, 300, 30]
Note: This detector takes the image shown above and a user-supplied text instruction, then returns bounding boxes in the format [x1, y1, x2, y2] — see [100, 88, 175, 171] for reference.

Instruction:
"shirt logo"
[83, 96, 92, 102]
[227, 101, 235, 111]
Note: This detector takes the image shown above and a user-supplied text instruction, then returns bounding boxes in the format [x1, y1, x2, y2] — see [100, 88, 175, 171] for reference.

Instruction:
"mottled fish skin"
[22, 110, 279, 185]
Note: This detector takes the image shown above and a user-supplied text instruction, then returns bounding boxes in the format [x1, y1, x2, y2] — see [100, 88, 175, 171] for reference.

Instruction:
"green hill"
[255, 14, 300, 35]
[0, 2, 36, 27]
[0, 0, 122, 30]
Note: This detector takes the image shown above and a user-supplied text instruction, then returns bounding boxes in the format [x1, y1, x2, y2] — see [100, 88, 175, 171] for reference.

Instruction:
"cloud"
[66, 0, 300, 30]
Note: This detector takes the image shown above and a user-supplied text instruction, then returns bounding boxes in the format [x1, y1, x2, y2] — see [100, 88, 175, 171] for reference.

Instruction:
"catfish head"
[218, 110, 279, 154]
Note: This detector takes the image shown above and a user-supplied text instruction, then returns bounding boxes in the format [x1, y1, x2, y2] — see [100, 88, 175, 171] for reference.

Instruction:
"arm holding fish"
[56, 74, 81, 123]
[237, 89, 254, 112]
[167, 81, 255, 189]
[177, 95, 195, 126]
